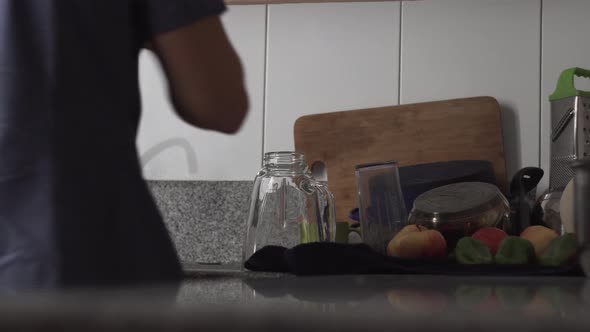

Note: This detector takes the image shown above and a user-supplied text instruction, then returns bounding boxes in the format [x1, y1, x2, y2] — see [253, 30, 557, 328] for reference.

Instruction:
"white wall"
[401, 0, 541, 181]
[137, 0, 590, 187]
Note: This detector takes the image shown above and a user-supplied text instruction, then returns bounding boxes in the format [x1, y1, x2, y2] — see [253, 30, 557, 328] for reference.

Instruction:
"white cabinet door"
[137, 6, 266, 181]
[540, 0, 590, 192]
[265, 2, 401, 153]
[401, 0, 542, 182]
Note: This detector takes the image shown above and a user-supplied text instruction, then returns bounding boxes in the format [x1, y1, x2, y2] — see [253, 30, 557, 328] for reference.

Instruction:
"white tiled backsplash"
[137, 0, 590, 195]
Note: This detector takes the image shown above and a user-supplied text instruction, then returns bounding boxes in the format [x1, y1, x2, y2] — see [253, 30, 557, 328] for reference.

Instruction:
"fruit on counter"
[538, 233, 578, 267]
[386, 226, 447, 259]
[420, 230, 448, 259]
[386, 224, 425, 258]
[520, 225, 559, 257]
[454, 237, 493, 264]
[397, 224, 428, 237]
[495, 236, 535, 265]
[387, 232, 424, 258]
[471, 227, 508, 255]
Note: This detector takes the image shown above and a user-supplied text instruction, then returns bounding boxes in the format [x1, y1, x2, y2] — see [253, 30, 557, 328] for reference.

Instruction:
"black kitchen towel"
[244, 246, 290, 273]
[245, 243, 583, 276]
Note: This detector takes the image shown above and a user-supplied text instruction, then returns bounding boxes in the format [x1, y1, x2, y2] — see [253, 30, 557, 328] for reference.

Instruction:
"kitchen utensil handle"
[510, 167, 544, 195]
[317, 183, 336, 242]
[574, 67, 590, 79]
[242, 172, 267, 265]
[508, 167, 544, 234]
[550, 67, 590, 101]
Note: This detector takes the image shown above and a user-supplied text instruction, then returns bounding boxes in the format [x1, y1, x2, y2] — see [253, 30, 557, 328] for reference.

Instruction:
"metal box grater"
[549, 68, 590, 191]
[535, 68, 590, 234]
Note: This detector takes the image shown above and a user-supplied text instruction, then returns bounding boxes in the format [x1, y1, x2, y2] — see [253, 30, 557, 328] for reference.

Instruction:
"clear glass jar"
[242, 152, 336, 264]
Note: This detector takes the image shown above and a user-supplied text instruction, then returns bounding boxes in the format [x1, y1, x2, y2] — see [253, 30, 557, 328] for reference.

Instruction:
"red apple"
[472, 227, 508, 255]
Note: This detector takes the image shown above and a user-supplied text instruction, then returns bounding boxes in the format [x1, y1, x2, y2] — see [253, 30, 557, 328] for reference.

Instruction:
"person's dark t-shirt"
[0, 0, 225, 289]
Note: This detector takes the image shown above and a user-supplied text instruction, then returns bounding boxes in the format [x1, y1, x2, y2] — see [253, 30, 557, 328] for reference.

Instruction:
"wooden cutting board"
[294, 96, 507, 221]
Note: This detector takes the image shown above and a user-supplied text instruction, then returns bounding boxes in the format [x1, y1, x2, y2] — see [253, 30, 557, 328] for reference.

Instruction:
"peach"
[397, 224, 428, 237]
[520, 225, 559, 257]
[387, 232, 425, 258]
[422, 230, 448, 259]
[387, 227, 447, 259]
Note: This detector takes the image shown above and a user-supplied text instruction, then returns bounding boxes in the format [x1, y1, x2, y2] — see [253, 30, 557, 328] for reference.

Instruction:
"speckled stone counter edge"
[147, 181, 253, 264]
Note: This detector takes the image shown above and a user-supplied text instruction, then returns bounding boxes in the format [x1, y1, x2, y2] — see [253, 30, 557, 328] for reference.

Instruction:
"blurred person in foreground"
[0, 0, 247, 289]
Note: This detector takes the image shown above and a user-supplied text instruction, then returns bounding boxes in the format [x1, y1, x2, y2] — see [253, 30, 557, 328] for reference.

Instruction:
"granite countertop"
[1, 270, 590, 331]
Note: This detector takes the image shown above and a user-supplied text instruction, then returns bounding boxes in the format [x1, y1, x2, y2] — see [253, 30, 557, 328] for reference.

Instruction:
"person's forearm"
[151, 16, 249, 134]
